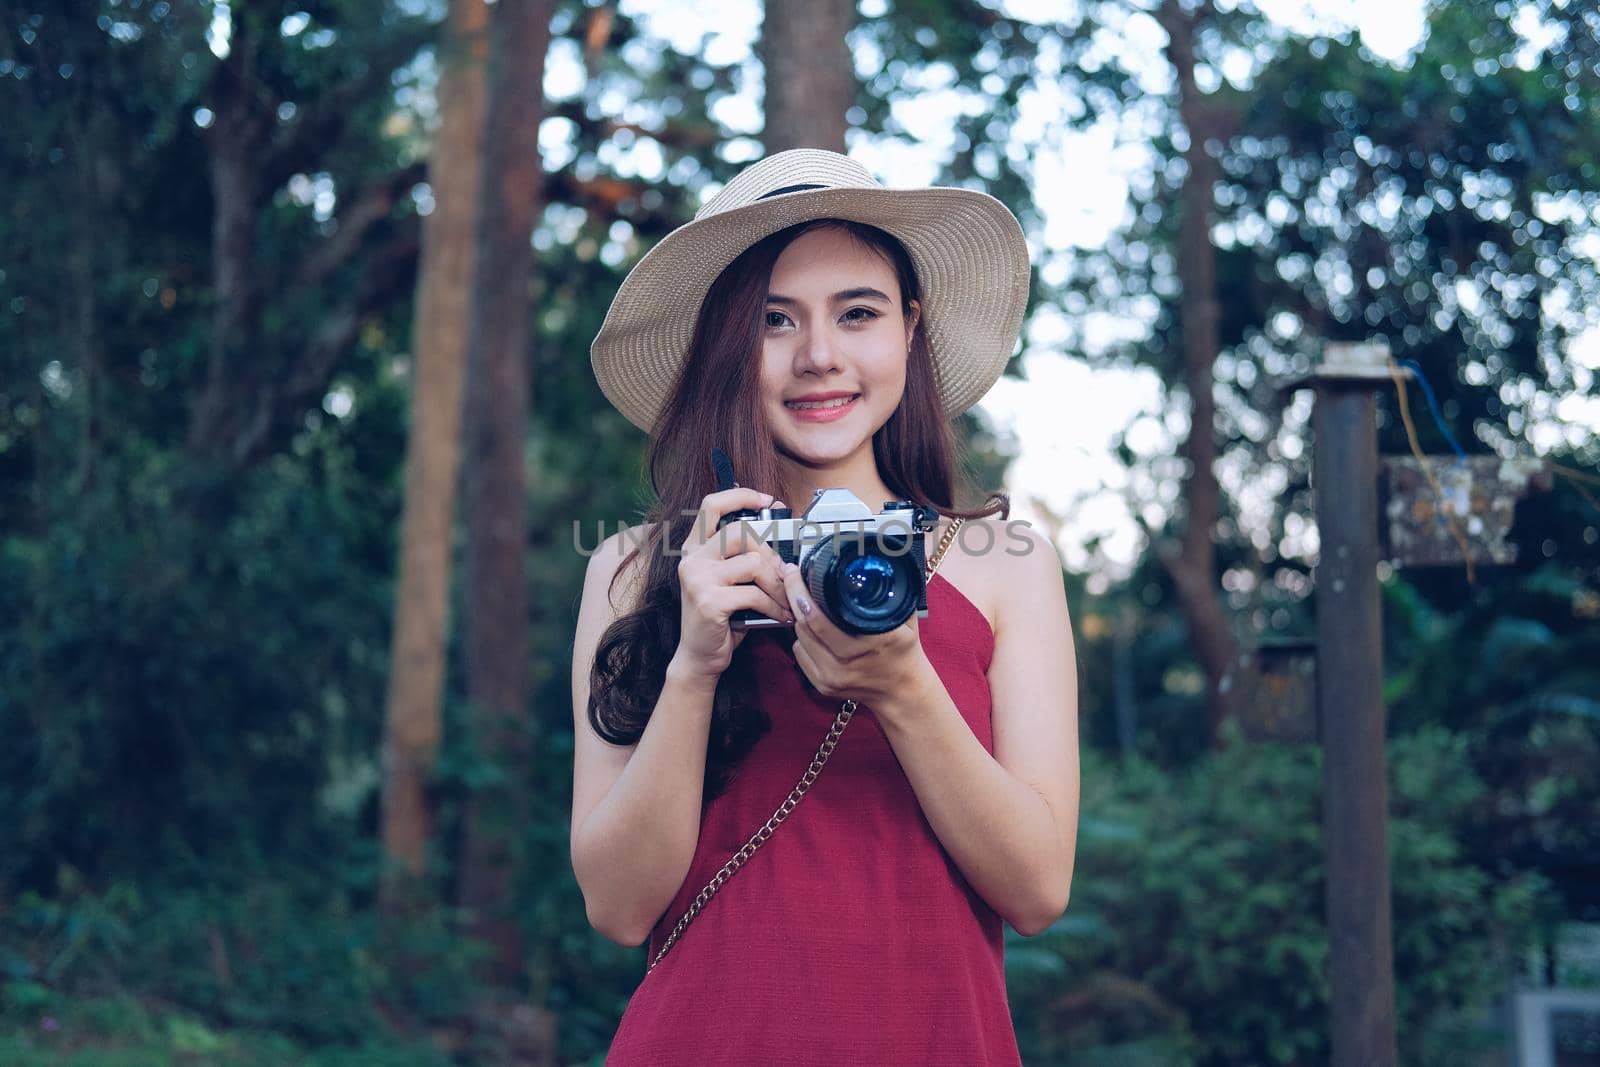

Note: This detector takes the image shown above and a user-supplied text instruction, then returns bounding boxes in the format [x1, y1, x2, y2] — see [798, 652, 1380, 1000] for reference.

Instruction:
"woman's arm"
[773, 517, 1079, 934]
[570, 529, 717, 947]
[571, 492, 792, 947]
[874, 520, 1080, 936]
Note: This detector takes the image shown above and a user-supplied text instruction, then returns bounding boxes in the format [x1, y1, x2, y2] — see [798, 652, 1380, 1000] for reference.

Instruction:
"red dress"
[605, 573, 1022, 1066]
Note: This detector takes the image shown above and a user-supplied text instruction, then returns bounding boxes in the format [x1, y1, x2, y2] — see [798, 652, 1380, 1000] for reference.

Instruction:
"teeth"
[786, 395, 858, 410]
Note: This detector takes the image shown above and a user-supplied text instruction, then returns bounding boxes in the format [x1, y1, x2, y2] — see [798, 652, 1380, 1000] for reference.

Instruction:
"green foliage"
[1384, 562, 1600, 920]
[1007, 730, 1550, 1066]
[0, 855, 489, 1049]
[0, 989, 455, 1066]
[0, 433, 398, 889]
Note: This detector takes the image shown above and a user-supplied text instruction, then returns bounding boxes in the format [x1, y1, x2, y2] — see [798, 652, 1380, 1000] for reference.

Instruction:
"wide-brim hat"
[590, 149, 1031, 435]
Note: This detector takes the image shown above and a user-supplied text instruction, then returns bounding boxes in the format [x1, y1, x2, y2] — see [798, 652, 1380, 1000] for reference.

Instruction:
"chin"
[776, 438, 857, 467]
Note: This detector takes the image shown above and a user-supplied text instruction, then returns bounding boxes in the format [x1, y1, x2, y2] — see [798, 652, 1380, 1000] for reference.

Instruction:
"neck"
[776, 447, 898, 518]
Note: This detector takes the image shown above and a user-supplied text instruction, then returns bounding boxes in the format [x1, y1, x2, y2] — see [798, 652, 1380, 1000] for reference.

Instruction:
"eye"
[841, 306, 880, 324]
[764, 309, 793, 330]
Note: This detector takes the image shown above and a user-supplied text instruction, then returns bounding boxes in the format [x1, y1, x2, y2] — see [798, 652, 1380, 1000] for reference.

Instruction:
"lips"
[783, 393, 860, 422]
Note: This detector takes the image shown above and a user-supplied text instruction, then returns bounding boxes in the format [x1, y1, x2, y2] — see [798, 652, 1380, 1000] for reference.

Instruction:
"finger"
[680, 488, 779, 555]
[710, 553, 793, 617]
[717, 584, 794, 626]
[780, 561, 814, 621]
[782, 562, 850, 661]
[789, 634, 829, 696]
[784, 630, 844, 697]
[754, 539, 793, 613]
[708, 514, 777, 562]
[710, 551, 772, 585]
[697, 504, 790, 564]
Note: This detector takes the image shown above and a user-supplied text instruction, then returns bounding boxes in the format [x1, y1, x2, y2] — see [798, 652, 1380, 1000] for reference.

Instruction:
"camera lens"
[806, 533, 922, 635]
[842, 555, 898, 611]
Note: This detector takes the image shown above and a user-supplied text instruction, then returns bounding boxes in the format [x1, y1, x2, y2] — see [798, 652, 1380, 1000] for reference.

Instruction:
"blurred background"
[3, 0, 1599, 1064]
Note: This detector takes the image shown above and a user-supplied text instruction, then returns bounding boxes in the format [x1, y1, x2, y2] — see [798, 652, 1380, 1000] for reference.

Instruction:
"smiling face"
[759, 225, 920, 479]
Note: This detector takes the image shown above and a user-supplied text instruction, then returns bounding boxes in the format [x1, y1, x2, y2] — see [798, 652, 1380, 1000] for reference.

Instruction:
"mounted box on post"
[1380, 454, 1549, 568]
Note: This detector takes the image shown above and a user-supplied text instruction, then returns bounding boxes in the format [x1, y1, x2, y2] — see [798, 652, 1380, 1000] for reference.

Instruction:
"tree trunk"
[456, 0, 553, 992]
[189, 10, 269, 468]
[184, 12, 431, 473]
[380, 0, 490, 906]
[1156, 0, 1255, 746]
[758, 0, 855, 152]
[69, 103, 104, 496]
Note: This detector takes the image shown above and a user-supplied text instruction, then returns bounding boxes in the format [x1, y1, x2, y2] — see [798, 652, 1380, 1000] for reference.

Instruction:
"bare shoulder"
[583, 521, 658, 615]
[991, 519, 1069, 635]
[926, 516, 1053, 633]
[946, 517, 1065, 634]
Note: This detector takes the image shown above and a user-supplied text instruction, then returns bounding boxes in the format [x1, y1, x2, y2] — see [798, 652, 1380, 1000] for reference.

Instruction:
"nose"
[792, 319, 845, 379]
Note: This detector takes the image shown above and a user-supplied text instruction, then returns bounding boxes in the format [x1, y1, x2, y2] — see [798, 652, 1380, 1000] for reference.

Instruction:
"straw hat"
[589, 149, 1031, 434]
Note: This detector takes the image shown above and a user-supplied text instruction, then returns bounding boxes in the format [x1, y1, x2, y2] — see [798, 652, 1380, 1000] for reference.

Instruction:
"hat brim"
[590, 185, 1031, 434]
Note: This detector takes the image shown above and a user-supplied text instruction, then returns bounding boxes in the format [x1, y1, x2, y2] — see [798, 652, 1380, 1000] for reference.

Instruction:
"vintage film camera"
[718, 488, 941, 636]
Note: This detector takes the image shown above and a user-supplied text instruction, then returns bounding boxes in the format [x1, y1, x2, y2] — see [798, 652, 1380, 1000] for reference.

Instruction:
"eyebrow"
[765, 287, 895, 306]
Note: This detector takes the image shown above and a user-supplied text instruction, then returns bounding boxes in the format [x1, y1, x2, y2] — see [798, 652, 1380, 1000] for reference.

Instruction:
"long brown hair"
[588, 219, 1008, 800]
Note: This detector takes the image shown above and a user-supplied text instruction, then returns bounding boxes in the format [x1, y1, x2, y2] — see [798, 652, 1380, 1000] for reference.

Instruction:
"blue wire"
[1396, 358, 1468, 461]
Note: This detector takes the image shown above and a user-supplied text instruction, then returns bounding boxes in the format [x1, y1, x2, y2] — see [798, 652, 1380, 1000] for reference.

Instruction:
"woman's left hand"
[779, 561, 933, 709]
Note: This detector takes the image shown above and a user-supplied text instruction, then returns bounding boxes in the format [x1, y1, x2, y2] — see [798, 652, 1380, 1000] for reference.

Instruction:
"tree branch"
[542, 168, 684, 237]
[231, 221, 421, 468]
[292, 161, 428, 290]
[264, 18, 436, 187]
[547, 101, 722, 153]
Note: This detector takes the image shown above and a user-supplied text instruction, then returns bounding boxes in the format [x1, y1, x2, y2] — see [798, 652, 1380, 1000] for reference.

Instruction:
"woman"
[570, 149, 1079, 1065]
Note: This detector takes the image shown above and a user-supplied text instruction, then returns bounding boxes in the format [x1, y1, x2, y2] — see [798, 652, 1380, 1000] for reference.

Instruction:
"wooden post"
[1283, 340, 1400, 1067]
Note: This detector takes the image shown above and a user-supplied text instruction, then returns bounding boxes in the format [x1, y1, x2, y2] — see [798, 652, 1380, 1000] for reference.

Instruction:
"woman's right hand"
[673, 487, 793, 680]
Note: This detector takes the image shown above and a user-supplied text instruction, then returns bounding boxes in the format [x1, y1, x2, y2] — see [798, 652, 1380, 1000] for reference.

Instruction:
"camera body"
[719, 489, 941, 636]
